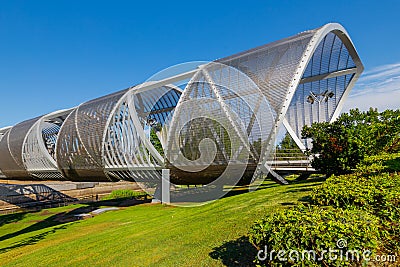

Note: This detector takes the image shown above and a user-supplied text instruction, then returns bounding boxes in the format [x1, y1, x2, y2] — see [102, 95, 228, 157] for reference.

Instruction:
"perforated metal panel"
[219, 30, 317, 115]
[165, 62, 275, 184]
[0, 117, 40, 179]
[103, 86, 180, 182]
[56, 90, 128, 181]
[22, 109, 73, 180]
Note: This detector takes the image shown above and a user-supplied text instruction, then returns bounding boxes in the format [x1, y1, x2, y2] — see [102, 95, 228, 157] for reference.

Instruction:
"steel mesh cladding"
[22, 109, 73, 180]
[165, 62, 275, 185]
[0, 117, 41, 179]
[0, 23, 364, 185]
[104, 85, 181, 182]
[56, 90, 129, 181]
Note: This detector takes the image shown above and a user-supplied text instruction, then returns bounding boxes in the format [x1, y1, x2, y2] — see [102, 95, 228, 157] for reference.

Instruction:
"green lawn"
[0, 178, 323, 266]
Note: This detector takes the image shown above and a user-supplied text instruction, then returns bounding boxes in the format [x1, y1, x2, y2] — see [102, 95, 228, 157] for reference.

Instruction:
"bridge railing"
[268, 149, 312, 169]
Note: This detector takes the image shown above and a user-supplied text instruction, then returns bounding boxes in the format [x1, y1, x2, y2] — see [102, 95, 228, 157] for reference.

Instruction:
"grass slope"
[0, 178, 322, 266]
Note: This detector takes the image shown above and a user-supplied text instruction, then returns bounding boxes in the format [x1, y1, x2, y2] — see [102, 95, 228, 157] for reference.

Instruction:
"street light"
[306, 90, 334, 104]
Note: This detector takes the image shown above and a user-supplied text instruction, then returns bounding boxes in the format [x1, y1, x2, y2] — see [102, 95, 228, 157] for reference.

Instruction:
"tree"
[150, 127, 164, 157]
[301, 108, 400, 176]
[277, 132, 301, 150]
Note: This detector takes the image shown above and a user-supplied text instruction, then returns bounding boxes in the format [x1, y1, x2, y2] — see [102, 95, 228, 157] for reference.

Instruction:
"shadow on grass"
[298, 195, 312, 203]
[92, 197, 151, 208]
[0, 196, 151, 249]
[280, 202, 296, 206]
[169, 185, 257, 203]
[288, 175, 326, 184]
[209, 236, 256, 266]
[284, 187, 317, 194]
[222, 181, 280, 198]
[0, 224, 70, 253]
[0, 212, 27, 228]
[168, 176, 322, 204]
[171, 177, 294, 203]
[0, 207, 89, 244]
[282, 178, 323, 195]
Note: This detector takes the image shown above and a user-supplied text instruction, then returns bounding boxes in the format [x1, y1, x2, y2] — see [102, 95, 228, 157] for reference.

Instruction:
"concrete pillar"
[161, 169, 170, 204]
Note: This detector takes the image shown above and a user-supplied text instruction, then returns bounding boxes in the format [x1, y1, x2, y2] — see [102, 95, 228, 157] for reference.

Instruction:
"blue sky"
[0, 0, 399, 127]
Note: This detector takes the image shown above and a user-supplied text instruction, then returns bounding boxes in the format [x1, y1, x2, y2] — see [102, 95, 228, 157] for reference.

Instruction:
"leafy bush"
[310, 173, 400, 221]
[102, 190, 148, 200]
[249, 205, 380, 266]
[302, 121, 363, 176]
[302, 108, 400, 176]
[356, 153, 400, 174]
[310, 172, 400, 251]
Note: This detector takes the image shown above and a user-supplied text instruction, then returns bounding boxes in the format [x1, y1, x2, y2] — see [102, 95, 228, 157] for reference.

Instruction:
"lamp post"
[306, 90, 335, 122]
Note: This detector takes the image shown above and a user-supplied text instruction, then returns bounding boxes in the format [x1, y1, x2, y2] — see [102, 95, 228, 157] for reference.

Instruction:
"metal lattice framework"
[0, 23, 363, 184]
[22, 109, 73, 180]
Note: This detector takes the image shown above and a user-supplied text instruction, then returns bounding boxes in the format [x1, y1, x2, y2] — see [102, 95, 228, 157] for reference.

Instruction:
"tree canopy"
[301, 108, 400, 176]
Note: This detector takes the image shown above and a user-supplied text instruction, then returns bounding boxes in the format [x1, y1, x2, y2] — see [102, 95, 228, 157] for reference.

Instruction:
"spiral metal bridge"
[0, 23, 363, 186]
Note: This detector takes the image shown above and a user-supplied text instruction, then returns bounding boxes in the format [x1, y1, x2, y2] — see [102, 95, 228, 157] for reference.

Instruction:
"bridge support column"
[151, 169, 171, 204]
[161, 169, 170, 204]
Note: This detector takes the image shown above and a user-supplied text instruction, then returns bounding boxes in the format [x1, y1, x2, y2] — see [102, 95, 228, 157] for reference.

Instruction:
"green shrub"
[356, 153, 400, 174]
[249, 205, 380, 266]
[102, 190, 148, 200]
[310, 173, 400, 221]
[302, 108, 400, 176]
[310, 172, 400, 251]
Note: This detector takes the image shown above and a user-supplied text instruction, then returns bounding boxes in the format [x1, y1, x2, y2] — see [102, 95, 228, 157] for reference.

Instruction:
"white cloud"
[343, 63, 400, 112]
